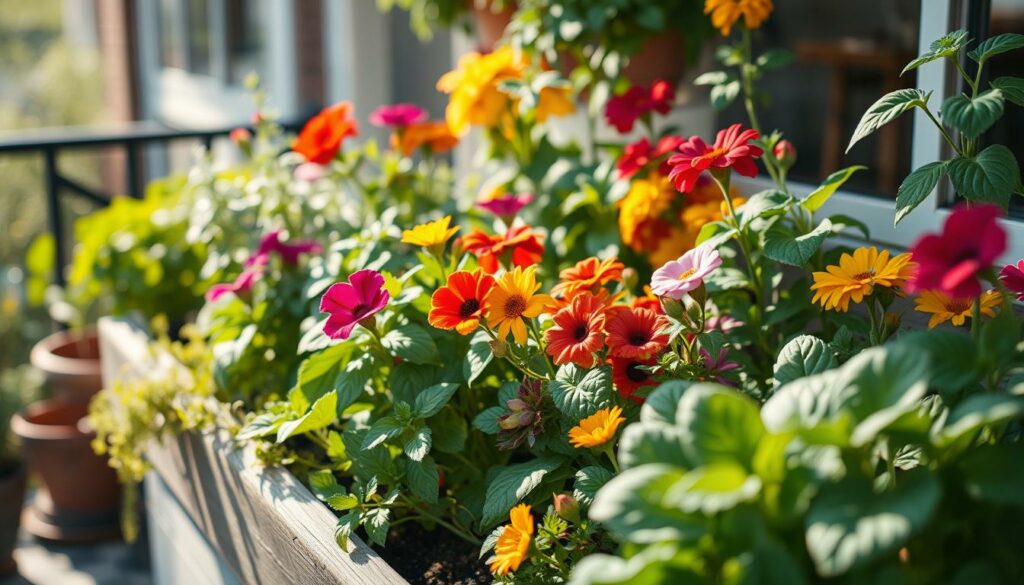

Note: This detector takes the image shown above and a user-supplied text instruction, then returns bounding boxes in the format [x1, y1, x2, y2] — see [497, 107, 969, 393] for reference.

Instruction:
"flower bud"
[773, 140, 797, 169]
[553, 493, 580, 524]
[659, 295, 686, 321]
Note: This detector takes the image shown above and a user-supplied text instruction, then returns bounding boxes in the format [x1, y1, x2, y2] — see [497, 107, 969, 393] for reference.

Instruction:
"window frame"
[734, 0, 1024, 264]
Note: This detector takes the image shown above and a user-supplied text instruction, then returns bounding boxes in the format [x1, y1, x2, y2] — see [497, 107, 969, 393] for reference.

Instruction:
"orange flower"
[437, 47, 527, 135]
[536, 86, 576, 122]
[459, 225, 545, 274]
[569, 406, 625, 449]
[606, 307, 669, 359]
[545, 293, 607, 368]
[392, 121, 459, 156]
[487, 266, 553, 344]
[551, 257, 624, 301]
[293, 101, 359, 164]
[489, 504, 534, 575]
[429, 269, 496, 335]
[630, 287, 664, 314]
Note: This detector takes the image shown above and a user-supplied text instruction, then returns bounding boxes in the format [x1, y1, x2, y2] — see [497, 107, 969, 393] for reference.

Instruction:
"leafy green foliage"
[947, 144, 1021, 206]
[941, 90, 1004, 139]
[895, 161, 948, 224]
[902, 29, 970, 75]
[847, 89, 931, 152]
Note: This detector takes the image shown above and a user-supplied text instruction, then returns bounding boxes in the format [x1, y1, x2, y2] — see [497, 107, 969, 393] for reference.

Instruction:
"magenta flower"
[999, 260, 1024, 301]
[909, 204, 1006, 299]
[206, 268, 261, 302]
[369, 103, 428, 129]
[651, 244, 722, 299]
[320, 269, 390, 340]
[246, 230, 323, 268]
[700, 348, 739, 386]
[477, 193, 535, 219]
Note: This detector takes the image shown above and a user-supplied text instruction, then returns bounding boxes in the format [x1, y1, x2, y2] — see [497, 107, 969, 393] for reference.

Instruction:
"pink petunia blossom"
[477, 193, 535, 219]
[700, 348, 739, 386]
[206, 268, 261, 302]
[650, 244, 722, 299]
[666, 124, 763, 193]
[1000, 260, 1024, 301]
[320, 269, 390, 340]
[294, 162, 328, 182]
[246, 230, 323, 268]
[369, 103, 428, 129]
[909, 204, 1006, 299]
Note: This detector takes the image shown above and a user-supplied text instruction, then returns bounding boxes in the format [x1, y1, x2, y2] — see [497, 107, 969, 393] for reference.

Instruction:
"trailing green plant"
[378, 0, 513, 41]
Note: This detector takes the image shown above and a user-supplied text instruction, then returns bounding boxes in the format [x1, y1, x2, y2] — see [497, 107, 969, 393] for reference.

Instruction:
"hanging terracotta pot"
[0, 461, 26, 576]
[622, 30, 688, 87]
[12, 400, 121, 543]
[470, 0, 516, 52]
[30, 328, 103, 404]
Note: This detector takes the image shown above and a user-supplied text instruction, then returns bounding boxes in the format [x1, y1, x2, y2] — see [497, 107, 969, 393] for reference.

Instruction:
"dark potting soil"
[377, 521, 491, 585]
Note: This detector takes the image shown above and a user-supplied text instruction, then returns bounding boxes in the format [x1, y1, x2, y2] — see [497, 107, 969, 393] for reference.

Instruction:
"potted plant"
[0, 366, 42, 576]
[378, 0, 516, 51]
[29, 328, 102, 404]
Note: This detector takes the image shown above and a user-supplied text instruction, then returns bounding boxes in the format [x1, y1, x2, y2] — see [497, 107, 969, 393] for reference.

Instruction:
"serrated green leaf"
[695, 221, 737, 249]
[902, 29, 969, 75]
[574, 465, 615, 507]
[801, 166, 867, 212]
[948, 144, 1020, 206]
[549, 364, 614, 421]
[895, 161, 948, 224]
[361, 415, 406, 450]
[482, 457, 564, 528]
[738, 189, 793, 227]
[362, 507, 390, 547]
[404, 425, 432, 461]
[763, 219, 833, 266]
[847, 89, 930, 152]
[640, 381, 691, 425]
[940, 90, 1004, 139]
[968, 32, 1024, 63]
[992, 76, 1024, 106]
[933, 393, 1024, 450]
[413, 382, 460, 418]
[773, 335, 837, 387]
[473, 406, 505, 434]
[276, 391, 338, 443]
[381, 324, 440, 364]
[464, 329, 493, 384]
[405, 456, 439, 504]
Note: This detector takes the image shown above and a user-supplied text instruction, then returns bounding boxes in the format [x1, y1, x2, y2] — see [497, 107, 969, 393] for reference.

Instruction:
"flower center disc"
[677, 267, 698, 281]
[504, 295, 527, 318]
[459, 298, 481, 317]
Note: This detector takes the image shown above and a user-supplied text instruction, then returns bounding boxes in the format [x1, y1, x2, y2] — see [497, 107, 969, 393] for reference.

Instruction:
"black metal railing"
[0, 121, 289, 287]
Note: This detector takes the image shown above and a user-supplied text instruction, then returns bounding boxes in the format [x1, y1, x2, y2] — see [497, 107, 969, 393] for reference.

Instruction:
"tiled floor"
[0, 530, 150, 585]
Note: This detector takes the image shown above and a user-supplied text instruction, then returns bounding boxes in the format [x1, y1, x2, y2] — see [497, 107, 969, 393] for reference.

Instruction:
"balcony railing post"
[126, 141, 141, 198]
[43, 147, 67, 288]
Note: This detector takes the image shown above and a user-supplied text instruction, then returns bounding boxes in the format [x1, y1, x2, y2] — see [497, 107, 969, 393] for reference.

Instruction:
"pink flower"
[369, 103, 428, 129]
[909, 204, 1006, 299]
[651, 244, 722, 299]
[700, 348, 739, 386]
[604, 80, 676, 134]
[294, 162, 328, 182]
[246, 230, 323, 268]
[617, 135, 685, 179]
[206, 269, 261, 302]
[477, 193, 535, 219]
[1000, 260, 1024, 301]
[773, 139, 797, 167]
[320, 269, 390, 340]
[229, 128, 252, 145]
[667, 124, 763, 193]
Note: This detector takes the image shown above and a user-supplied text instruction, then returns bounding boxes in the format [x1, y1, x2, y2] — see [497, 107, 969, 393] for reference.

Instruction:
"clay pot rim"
[11, 400, 93, 441]
[30, 328, 102, 378]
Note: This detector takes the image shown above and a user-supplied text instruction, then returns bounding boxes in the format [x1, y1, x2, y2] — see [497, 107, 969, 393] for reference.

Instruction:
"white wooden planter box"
[98, 318, 409, 585]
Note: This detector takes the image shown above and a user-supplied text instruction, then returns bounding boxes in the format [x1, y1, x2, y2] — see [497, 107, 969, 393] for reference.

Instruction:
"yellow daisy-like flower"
[811, 247, 916, 312]
[536, 86, 576, 122]
[489, 504, 534, 576]
[487, 265, 553, 344]
[401, 215, 460, 249]
[704, 0, 774, 36]
[569, 406, 626, 449]
[914, 290, 1001, 329]
[437, 46, 527, 136]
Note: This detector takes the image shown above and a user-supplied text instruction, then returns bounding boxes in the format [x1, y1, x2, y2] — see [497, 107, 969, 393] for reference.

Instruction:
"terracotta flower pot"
[11, 400, 121, 543]
[470, 0, 516, 52]
[30, 328, 103, 404]
[0, 461, 26, 577]
[622, 30, 688, 87]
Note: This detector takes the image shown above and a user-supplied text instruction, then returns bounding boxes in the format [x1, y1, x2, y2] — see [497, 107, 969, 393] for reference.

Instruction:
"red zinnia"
[545, 293, 607, 368]
[611, 355, 657, 404]
[667, 124, 763, 193]
[909, 204, 1006, 299]
[605, 307, 669, 359]
[428, 269, 496, 335]
[1000, 260, 1024, 301]
[459, 225, 545, 274]
[293, 102, 359, 164]
[617, 135, 685, 179]
[604, 80, 677, 134]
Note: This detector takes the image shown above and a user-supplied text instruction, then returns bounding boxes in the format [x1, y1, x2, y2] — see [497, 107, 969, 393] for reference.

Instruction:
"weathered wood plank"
[98, 317, 408, 585]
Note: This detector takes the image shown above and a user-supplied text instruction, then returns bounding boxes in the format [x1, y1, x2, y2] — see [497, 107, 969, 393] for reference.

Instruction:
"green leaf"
[381, 324, 440, 364]
[413, 382, 460, 418]
[574, 465, 615, 507]
[902, 29, 969, 75]
[738, 189, 793, 228]
[693, 71, 729, 86]
[805, 471, 941, 577]
[463, 329, 493, 384]
[676, 385, 765, 469]
[932, 393, 1024, 450]
[763, 219, 833, 266]
[294, 343, 351, 406]
[473, 406, 505, 435]
[992, 76, 1024, 106]
[969, 32, 1024, 64]
[428, 406, 468, 453]
[847, 89, 930, 152]
[757, 49, 793, 70]
[571, 545, 705, 585]
[362, 507, 390, 547]
[482, 457, 563, 528]
[590, 464, 705, 543]
[895, 161, 948, 224]
[959, 443, 1024, 506]
[800, 166, 867, 212]
[404, 425, 432, 461]
[827, 214, 871, 240]
[549, 364, 614, 421]
[309, 470, 360, 511]
[236, 412, 283, 441]
[333, 511, 360, 550]
[897, 330, 979, 399]
[710, 80, 742, 111]
[773, 335, 837, 387]
[695, 221, 737, 249]
[618, 421, 692, 470]
[405, 456, 439, 504]
[276, 391, 338, 443]
[640, 381, 691, 425]
[940, 90, 1004, 139]
[361, 415, 406, 450]
[663, 462, 762, 515]
[948, 144, 1020, 206]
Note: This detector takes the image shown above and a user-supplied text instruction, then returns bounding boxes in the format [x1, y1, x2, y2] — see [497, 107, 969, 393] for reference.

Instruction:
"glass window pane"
[158, 0, 186, 69]
[187, 0, 211, 75]
[226, 0, 265, 85]
[716, 1, 921, 197]
[989, 0, 1024, 215]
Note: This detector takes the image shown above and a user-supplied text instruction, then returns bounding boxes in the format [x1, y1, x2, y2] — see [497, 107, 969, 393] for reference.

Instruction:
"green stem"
[954, 60, 977, 94]
[529, 321, 557, 379]
[922, 107, 966, 158]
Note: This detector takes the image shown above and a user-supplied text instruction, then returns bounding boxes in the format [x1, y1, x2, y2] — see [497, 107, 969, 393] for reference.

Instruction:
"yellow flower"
[489, 504, 534, 576]
[437, 46, 527, 135]
[811, 247, 915, 312]
[401, 215, 460, 249]
[487, 265, 552, 344]
[618, 173, 675, 249]
[536, 86, 576, 122]
[914, 290, 1000, 329]
[704, 0, 774, 36]
[569, 406, 625, 449]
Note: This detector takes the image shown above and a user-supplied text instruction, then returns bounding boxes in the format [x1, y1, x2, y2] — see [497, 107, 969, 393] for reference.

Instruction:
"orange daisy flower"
[293, 101, 359, 164]
[606, 307, 669, 359]
[551, 257, 625, 301]
[545, 293, 607, 368]
[428, 269, 496, 335]
[489, 504, 534, 575]
[393, 121, 459, 156]
[459, 225, 545, 274]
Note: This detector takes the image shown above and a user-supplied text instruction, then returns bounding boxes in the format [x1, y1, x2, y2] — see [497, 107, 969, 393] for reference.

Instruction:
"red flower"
[551, 256, 624, 301]
[605, 307, 669, 359]
[459, 225, 545, 274]
[617, 136, 685, 179]
[611, 355, 657, 404]
[604, 80, 677, 134]
[545, 293, 607, 368]
[909, 204, 1006, 299]
[1000, 260, 1024, 301]
[428, 269, 496, 335]
[667, 124, 763, 193]
[293, 102, 359, 164]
